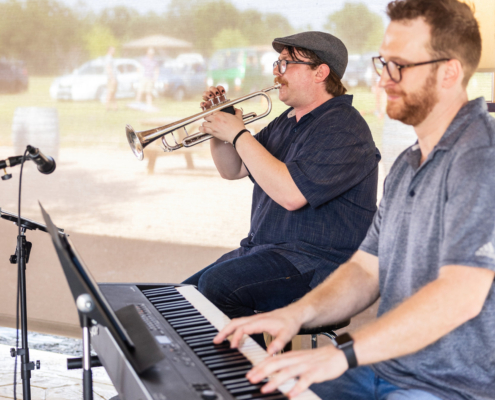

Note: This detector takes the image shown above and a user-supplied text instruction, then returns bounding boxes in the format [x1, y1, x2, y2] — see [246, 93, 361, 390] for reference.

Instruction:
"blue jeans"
[311, 366, 442, 400]
[182, 249, 315, 346]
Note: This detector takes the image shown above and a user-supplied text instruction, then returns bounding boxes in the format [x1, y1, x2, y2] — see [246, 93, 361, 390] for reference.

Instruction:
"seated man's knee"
[197, 266, 234, 305]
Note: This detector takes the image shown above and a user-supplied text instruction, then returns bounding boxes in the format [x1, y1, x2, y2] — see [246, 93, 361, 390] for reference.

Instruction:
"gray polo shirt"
[360, 97, 495, 400]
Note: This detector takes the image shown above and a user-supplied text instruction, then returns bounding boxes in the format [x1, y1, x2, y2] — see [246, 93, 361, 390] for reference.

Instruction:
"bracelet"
[232, 129, 249, 149]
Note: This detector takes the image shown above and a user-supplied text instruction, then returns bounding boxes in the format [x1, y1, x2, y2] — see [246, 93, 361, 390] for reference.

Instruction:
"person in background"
[136, 47, 159, 110]
[104, 46, 118, 111]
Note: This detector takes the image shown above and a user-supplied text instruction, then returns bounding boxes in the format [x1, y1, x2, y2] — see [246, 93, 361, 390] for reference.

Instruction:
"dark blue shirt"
[232, 94, 380, 288]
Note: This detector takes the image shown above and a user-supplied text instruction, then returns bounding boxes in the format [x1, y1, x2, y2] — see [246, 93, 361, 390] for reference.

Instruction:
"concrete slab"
[0, 344, 117, 400]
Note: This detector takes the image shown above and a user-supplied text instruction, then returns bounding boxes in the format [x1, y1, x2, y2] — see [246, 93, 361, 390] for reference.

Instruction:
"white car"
[49, 58, 141, 101]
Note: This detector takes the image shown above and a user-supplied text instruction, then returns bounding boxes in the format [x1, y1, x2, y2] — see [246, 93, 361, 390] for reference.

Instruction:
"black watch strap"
[335, 333, 358, 369]
[232, 129, 249, 149]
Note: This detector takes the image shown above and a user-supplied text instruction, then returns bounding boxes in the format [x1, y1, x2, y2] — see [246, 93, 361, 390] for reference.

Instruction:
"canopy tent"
[123, 35, 193, 50]
[122, 35, 193, 59]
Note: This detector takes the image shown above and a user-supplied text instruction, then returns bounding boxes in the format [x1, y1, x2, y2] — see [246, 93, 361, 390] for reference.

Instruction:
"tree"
[212, 29, 249, 50]
[0, 0, 86, 75]
[84, 25, 119, 59]
[324, 2, 384, 54]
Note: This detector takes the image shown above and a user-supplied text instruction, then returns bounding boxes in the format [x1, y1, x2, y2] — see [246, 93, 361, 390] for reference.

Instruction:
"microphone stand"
[1, 209, 63, 400]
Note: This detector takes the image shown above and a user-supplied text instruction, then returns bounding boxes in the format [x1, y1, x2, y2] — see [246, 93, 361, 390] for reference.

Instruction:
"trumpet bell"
[126, 125, 144, 161]
[125, 84, 280, 159]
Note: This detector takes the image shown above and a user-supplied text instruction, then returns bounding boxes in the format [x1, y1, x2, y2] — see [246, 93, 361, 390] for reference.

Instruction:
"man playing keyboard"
[214, 1, 495, 399]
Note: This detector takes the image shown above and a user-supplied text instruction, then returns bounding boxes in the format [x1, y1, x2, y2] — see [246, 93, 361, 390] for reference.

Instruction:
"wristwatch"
[334, 333, 358, 369]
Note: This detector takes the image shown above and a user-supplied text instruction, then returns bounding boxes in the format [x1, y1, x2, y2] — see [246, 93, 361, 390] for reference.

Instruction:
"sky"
[61, 0, 392, 31]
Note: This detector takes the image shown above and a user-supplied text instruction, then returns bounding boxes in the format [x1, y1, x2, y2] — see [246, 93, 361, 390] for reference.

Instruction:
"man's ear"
[442, 59, 464, 89]
[315, 64, 331, 83]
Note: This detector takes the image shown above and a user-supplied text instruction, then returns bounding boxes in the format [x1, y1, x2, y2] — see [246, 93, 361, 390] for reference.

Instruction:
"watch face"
[335, 332, 354, 347]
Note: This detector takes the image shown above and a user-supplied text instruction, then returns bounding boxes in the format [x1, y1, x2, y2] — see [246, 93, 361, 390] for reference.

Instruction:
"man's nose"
[378, 66, 393, 88]
[273, 64, 281, 77]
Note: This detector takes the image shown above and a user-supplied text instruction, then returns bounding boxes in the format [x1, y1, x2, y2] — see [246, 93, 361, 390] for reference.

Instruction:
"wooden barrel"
[12, 107, 60, 161]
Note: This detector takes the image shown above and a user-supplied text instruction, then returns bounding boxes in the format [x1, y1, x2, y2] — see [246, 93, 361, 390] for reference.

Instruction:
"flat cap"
[272, 31, 348, 79]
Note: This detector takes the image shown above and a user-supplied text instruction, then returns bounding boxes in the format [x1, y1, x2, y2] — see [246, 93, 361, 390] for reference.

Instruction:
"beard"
[386, 71, 439, 126]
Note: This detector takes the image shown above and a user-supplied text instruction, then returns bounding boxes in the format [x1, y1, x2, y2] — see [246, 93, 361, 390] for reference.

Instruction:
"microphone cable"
[13, 148, 29, 400]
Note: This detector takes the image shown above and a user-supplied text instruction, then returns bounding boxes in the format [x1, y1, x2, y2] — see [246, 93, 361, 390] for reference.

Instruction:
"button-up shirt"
[226, 94, 381, 288]
[360, 98, 495, 400]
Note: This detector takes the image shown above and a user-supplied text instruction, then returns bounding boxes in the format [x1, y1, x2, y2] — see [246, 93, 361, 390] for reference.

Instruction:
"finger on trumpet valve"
[208, 86, 220, 97]
[200, 101, 211, 111]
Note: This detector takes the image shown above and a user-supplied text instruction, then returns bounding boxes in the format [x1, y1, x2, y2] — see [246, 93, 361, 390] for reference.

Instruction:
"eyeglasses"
[372, 56, 450, 83]
[273, 59, 315, 74]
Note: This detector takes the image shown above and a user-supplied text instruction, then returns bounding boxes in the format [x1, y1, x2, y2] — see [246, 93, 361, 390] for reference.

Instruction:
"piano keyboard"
[142, 285, 320, 400]
[93, 284, 321, 400]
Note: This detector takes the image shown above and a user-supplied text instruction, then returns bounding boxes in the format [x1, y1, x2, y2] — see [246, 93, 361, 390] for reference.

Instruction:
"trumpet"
[126, 84, 281, 160]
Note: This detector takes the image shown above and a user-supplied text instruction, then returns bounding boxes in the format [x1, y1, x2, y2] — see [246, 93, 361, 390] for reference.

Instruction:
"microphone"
[26, 145, 56, 174]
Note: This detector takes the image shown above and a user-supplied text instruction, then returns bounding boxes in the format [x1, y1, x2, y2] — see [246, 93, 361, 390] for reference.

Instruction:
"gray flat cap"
[272, 31, 348, 79]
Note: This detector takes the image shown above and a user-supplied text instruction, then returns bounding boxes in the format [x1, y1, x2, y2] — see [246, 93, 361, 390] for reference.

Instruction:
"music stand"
[0, 207, 64, 400]
[39, 203, 165, 400]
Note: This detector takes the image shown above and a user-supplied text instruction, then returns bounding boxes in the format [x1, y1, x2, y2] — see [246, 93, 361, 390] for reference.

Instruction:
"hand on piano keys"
[213, 308, 301, 355]
[177, 285, 336, 399]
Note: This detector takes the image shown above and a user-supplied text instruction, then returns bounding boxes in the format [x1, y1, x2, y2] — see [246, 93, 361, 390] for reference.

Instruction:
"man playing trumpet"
[183, 31, 381, 346]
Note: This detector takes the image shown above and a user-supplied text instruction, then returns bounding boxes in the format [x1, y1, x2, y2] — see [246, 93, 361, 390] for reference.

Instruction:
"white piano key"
[177, 286, 321, 400]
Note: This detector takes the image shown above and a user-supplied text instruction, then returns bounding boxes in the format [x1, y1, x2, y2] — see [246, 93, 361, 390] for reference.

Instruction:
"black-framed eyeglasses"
[372, 56, 450, 83]
[273, 59, 316, 74]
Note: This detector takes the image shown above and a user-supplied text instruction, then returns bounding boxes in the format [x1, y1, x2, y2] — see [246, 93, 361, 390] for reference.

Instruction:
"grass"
[6, 72, 491, 152]
[0, 76, 386, 151]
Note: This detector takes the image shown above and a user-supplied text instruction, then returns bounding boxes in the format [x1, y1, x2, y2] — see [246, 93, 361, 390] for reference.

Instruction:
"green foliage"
[0, 0, 294, 74]
[0, 0, 86, 75]
[84, 25, 119, 59]
[212, 29, 249, 50]
[164, 0, 294, 56]
[97, 6, 139, 40]
[324, 2, 384, 55]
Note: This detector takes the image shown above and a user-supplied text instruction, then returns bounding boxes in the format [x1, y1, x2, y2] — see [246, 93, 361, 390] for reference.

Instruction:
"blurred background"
[0, 0, 493, 336]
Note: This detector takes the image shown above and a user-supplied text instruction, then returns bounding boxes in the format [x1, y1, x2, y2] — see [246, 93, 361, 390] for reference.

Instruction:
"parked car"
[207, 47, 278, 96]
[342, 54, 374, 89]
[0, 60, 28, 93]
[155, 53, 208, 101]
[49, 58, 141, 101]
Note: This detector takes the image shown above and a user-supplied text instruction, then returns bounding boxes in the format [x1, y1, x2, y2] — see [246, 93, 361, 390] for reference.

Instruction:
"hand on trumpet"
[199, 86, 246, 144]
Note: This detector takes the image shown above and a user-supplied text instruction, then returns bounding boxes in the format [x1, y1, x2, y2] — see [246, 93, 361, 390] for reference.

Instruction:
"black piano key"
[220, 377, 258, 386]
[170, 318, 209, 329]
[188, 340, 221, 349]
[156, 302, 193, 311]
[207, 358, 252, 369]
[161, 309, 200, 318]
[176, 326, 218, 336]
[236, 393, 288, 400]
[215, 368, 252, 380]
[230, 385, 265, 394]
[193, 343, 230, 352]
[169, 315, 207, 324]
[225, 380, 254, 390]
[196, 347, 239, 357]
[184, 332, 217, 345]
[185, 332, 219, 342]
[141, 287, 177, 296]
[213, 365, 253, 375]
[202, 353, 247, 363]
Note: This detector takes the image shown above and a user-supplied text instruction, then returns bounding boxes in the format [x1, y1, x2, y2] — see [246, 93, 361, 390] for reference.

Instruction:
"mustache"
[385, 87, 405, 97]
[274, 76, 288, 86]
